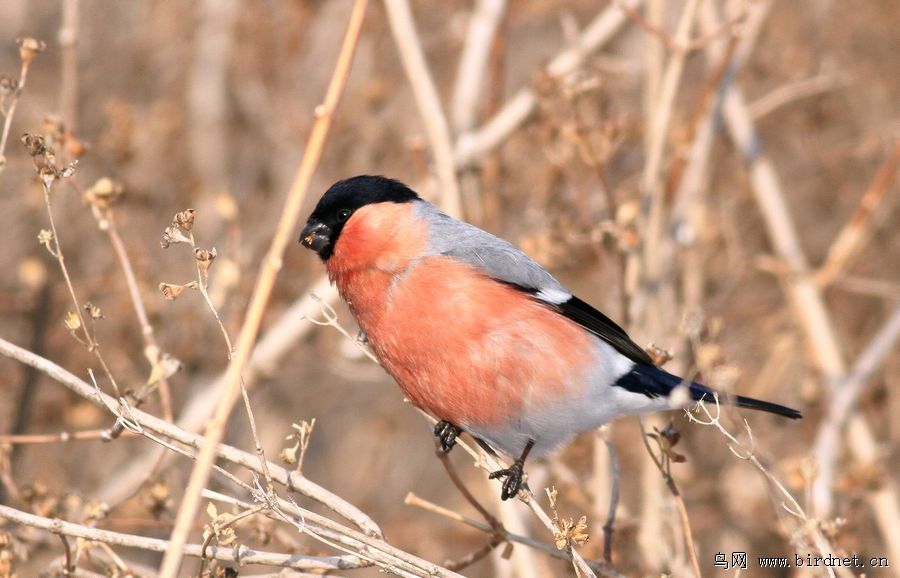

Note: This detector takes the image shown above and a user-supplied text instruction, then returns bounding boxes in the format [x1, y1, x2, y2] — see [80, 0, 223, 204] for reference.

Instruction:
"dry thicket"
[0, 1, 899, 577]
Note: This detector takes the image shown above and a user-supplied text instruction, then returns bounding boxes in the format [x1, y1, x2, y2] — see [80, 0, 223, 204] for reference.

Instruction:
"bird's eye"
[337, 209, 352, 222]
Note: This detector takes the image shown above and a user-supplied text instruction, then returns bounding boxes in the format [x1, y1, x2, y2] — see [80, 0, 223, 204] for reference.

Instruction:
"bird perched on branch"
[300, 175, 801, 500]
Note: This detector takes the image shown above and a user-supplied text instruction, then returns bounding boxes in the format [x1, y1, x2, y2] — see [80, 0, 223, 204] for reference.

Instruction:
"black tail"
[731, 393, 802, 419]
[694, 383, 803, 419]
[615, 364, 802, 419]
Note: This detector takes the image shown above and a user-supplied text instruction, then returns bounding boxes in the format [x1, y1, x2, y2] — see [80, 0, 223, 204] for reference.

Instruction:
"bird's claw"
[489, 461, 525, 501]
[434, 420, 461, 453]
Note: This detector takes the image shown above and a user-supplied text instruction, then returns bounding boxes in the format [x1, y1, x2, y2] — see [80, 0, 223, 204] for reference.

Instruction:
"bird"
[299, 175, 801, 500]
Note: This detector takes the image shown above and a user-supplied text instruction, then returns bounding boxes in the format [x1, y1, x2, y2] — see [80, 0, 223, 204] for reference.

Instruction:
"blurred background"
[0, 0, 898, 576]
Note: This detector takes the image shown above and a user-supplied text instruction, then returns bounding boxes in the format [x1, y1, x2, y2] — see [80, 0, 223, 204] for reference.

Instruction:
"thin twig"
[48, 550, 157, 578]
[405, 491, 612, 570]
[36, 170, 122, 400]
[748, 72, 851, 121]
[87, 198, 174, 429]
[635, 0, 702, 322]
[434, 445, 503, 532]
[687, 399, 838, 578]
[0, 429, 130, 444]
[832, 275, 900, 301]
[637, 418, 701, 578]
[601, 436, 620, 563]
[159, 2, 369, 575]
[58, 532, 74, 577]
[612, 0, 745, 52]
[198, 503, 266, 576]
[1, 39, 43, 171]
[183, 225, 278, 500]
[666, 32, 740, 214]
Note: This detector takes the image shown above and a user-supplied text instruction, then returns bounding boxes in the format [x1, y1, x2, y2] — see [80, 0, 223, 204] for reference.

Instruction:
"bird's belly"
[465, 345, 667, 458]
[354, 257, 598, 446]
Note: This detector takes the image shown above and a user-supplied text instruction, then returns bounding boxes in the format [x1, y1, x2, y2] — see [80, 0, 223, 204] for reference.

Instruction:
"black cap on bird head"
[299, 175, 420, 260]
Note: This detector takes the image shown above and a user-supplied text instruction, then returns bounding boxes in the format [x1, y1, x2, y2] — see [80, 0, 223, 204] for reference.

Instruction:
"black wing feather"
[493, 281, 653, 365]
[553, 296, 654, 365]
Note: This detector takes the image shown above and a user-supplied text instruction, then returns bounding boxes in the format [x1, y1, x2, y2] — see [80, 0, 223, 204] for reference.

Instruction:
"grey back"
[414, 201, 571, 305]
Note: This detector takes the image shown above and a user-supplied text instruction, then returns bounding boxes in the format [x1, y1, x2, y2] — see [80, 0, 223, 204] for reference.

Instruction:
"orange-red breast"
[300, 175, 801, 500]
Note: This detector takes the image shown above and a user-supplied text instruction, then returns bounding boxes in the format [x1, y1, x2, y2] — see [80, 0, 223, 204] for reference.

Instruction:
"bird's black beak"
[299, 221, 332, 256]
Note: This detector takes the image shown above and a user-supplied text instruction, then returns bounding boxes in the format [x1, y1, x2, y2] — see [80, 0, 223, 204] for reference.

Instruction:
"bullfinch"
[300, 175, 801, 500]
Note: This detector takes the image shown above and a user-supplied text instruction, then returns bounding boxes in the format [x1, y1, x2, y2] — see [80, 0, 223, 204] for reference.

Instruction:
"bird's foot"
[489, 461, 526, 501]
[434, 420, 461, 453]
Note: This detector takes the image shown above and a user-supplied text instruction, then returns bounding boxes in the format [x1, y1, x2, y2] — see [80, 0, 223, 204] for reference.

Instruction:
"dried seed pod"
[173, 208, 195, 231]
[84, 302, 103, 319]
[159, 282, 190, 300]
[554, 515, 590, 549]
[278, 447, 297, 466]
[195, 247, 217, 278]
[59, 161, 77, 178]
[21, 133, 50, 158]
[64, 311, 81, 331]
[37, 229, 53, 247]
[38, 165, 57, 189]
[17, 37, 46, 64]
[161, 226, 191, 248]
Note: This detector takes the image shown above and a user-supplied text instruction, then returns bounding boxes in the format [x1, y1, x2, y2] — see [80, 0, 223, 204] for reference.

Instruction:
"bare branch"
[383, 0, 462, 217]
[59, 0, 79, 129]
[748, 71, 851, 121]
[700, 0, 900, 561]
[0, 503, 353, 572]
[813, 304, 900, 514]
[815, 140, 900, 287]
[0, 336, 380, 539]
[405, 491, 614, 573]
[451, 0, 506, 134]
[454, 0, 642, 168]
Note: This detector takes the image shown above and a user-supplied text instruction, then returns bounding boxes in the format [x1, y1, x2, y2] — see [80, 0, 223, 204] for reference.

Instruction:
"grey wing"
[414, 200, 654, 366]
[415, 201, 570, 303]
